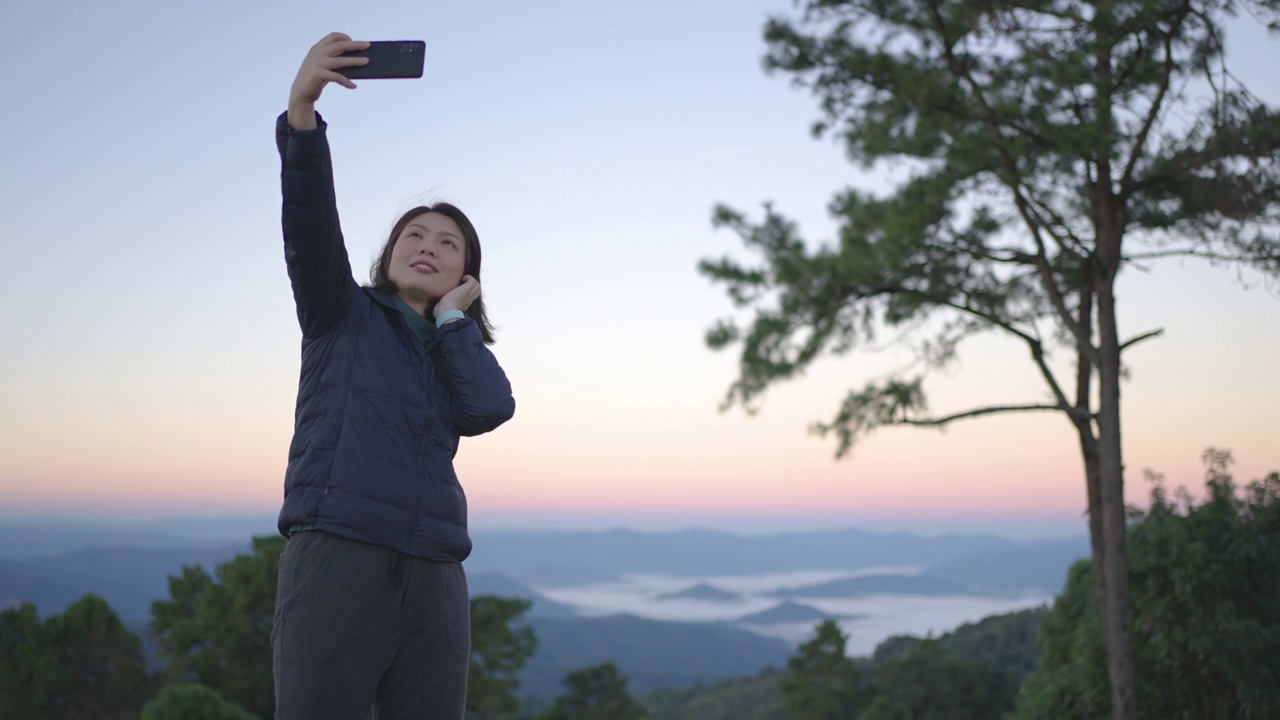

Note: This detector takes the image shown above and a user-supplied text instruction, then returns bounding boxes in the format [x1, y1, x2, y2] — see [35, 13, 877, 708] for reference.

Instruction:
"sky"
[1, 1, 1277, 540]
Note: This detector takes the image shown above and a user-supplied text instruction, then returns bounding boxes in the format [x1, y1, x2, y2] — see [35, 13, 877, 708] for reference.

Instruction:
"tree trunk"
[1096, 255, 1138, 720]
[1075, 406, 1108, 654]
[1090, 0, 1138, 702]
[1073, 284, 1109, 636]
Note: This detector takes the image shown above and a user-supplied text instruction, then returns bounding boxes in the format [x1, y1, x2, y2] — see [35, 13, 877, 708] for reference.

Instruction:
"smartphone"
[338, 40, 425, 80]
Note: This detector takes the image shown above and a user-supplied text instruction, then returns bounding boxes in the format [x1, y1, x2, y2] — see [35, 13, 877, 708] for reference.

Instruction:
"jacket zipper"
[407, 333, 434, 555]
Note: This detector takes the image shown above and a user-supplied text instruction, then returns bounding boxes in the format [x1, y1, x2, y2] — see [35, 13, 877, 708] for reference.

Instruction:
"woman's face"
[387, 212, 467, 309]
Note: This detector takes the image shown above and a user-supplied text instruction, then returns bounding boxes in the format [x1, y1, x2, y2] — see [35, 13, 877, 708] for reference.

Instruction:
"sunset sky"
[2, 0, 1277, 539]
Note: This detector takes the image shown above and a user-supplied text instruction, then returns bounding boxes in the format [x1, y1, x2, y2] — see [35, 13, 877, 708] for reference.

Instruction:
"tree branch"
[922, 1, 1099, 367]
[1120, 0, 1191, 196]
[1023, 187, 1093, 256]
[1017, 194, 1101, 366]
[910, 293, 1078, 414]
[901, 402, 1066, 427]
[1123, 248, 1262, 262]
[1119, 328, 1164, 352]
[945, 239, 1037, 265]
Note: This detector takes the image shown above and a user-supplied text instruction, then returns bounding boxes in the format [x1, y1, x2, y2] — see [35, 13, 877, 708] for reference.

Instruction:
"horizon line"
[0, 511, 1089, 542]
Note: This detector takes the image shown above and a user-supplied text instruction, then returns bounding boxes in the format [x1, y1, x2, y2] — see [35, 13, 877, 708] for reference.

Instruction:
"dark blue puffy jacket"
[275, 112, 515, 561]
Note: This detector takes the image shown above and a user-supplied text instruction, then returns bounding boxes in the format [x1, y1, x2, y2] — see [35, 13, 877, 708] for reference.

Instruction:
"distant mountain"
[467, 527, 1021, 583]
[0, 527, 193, 561]
[467, 572, 578, 618]
[516, 562, 620, 587]
[0, 559, 84, 614]
[656, 582, 742, 602]
[0, 543, 248, 622]
[736, 601, 854, 625]
[0, 522, 1084, 629]
[0, 519, 1084, 590]
[756, 538, 1090, 599]
[768, 573, 973, 598]
[1, 546, 575, 625]
[0, 517, 277, 561]
[919, 537, 1089, 594]
[522, 613, 792, 699]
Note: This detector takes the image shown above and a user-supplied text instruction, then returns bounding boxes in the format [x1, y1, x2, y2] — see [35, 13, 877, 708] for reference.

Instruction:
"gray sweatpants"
[272, 530, 470, 720]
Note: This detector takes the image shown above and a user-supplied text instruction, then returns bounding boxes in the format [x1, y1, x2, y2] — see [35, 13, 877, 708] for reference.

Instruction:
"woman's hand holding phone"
[288, 33, 370, 130]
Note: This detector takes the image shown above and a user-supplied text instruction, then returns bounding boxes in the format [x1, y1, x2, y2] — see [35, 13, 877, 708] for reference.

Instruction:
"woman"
[271, 33, 515, 719]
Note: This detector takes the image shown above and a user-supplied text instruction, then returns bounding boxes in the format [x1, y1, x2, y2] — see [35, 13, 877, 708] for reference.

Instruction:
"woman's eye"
[443, 239, 455, 247]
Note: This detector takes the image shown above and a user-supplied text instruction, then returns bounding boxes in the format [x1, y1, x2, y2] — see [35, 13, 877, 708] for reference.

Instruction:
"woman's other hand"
[434, 276, 481, 320]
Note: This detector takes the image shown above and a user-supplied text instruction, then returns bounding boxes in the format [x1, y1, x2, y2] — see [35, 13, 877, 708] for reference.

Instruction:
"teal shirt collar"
[391, 295, 436, 346]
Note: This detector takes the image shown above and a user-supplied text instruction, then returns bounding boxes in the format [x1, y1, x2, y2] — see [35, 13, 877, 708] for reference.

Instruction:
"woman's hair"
[370, 203, 496, 344]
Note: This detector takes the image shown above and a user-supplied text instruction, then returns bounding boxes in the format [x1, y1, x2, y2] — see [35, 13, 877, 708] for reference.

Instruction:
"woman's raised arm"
[277, 33, 369, 338]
